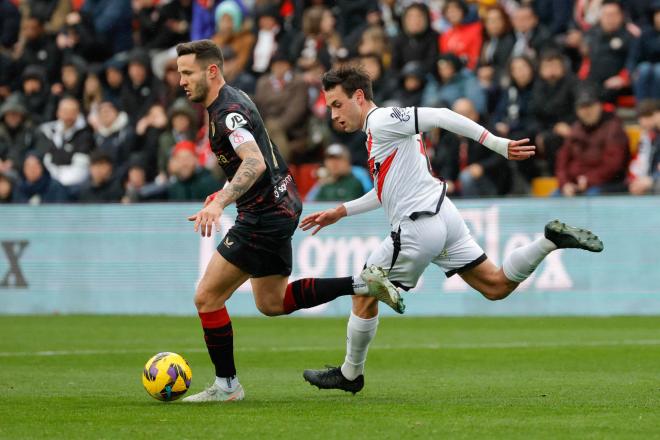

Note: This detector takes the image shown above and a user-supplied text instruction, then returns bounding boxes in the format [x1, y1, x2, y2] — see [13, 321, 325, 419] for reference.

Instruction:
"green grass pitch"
[1, 316, 659, 439]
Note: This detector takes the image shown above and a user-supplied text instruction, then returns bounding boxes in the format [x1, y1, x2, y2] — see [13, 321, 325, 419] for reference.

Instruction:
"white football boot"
[182, 383, 244, 403]
[359, 265, 405, 314]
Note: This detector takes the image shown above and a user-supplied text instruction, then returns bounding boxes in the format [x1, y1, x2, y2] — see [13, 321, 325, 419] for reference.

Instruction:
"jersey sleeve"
[368, 107, 420, 140]
[214, 106, 256, 150]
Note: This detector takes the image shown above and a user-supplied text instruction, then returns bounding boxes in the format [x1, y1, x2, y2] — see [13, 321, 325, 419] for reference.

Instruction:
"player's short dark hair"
[176, 39, 224, 72]
[322, 65, 374, 101]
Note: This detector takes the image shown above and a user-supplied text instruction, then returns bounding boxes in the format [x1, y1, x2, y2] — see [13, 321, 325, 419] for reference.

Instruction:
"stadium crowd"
[0, 0, 659, 204]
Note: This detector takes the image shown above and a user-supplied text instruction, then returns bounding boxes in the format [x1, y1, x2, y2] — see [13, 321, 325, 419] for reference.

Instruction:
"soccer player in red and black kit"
[175, 40, 403, 402]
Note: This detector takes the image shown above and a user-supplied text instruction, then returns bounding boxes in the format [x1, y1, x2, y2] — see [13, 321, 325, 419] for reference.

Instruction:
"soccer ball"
[142, 352, 192, 401]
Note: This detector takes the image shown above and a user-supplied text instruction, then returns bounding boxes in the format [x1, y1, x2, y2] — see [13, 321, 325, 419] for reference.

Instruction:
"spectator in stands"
[422, 53, 487, 116]
[250, 4, 291, 76]
[19, 64, 54, 124]
[37, 96, 94, 188]
[100, 56, 126, 105]
[15, 15, 61, 84]
[579, 0, 637, 103]
[150, 0, 193, 50]
[83, 73, 104, 129]
[0, 0, 20, 51]
[158, 98, 197, 179]
[534, 0, 573, 36]
[212, 0, 254, 80]
[135, 103, 169, 181]
[13, 151, 69, 204]
[121, 157, 166, 203]
[528, 50, 577, 182]
[429, 98, 510, 197]
[222, 45, 257, 96]
[391, 3, 439, 78]
[511, 5, 552, 59]
[51, 55, 87, 105]
[556, 84, 630, 196]
[161, 58, 188, 108]
[439, 0, 483, 70]
[335, 0, 380, 51]
[628, 100, 660, 195]
[254, 51, 309, 162]
[18, 0, 72, 35]
[121, 49, 163, 125]
[78, 150, 124, 202]
[132, 0, 161, 49]
[291, 6, 342, 71]
[0, 53, 16, 100]
[479, 5, 515, 82]
[0, 171, 14, 203]
[92, 97, 134, 172]
[357, 24, 390, 62]
[388, 61, 426, 108]
[0, 93, 39, 175]
[80, 0, 133, 55]
[632, 2, 660, 101]
[55, 8, 100, 62]
[493, 56, 536, 148]
[312, 143, 365, 202]
[167, 140, 222, 201]
[359, 53, 397, 105]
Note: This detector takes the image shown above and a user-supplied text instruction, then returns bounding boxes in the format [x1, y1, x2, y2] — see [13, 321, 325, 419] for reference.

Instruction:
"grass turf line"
[1, 316, 658, 439]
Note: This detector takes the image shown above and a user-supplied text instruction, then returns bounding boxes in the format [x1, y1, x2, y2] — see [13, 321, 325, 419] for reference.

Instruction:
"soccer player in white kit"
[301, 66, 604, 394]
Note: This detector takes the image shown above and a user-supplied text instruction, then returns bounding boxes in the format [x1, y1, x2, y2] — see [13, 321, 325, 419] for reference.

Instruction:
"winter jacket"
[556, 112, 629, 188]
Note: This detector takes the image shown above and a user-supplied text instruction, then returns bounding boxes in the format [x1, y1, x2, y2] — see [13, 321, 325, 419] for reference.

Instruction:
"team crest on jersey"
[390, 107, 410, 122]
[225, 112, 247, 130]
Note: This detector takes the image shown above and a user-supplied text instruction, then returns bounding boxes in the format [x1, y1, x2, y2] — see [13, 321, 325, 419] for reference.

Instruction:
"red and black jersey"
[207, 84, 301, 220]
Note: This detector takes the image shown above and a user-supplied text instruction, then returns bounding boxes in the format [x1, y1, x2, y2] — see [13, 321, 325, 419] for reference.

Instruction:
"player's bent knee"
[482, 284, 514, 301]
[254, 301, 285, 317]
[253, 291, 286, 316]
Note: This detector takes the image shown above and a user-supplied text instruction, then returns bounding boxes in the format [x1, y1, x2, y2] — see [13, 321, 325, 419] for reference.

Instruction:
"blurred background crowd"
[0, 0, 659, 205]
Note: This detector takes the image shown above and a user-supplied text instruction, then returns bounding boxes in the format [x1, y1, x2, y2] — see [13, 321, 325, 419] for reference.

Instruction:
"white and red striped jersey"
[363, 106, 444, 229]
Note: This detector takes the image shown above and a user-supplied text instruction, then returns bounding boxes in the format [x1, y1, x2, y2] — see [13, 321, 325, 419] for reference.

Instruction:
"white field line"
[1, 339, 659, 357]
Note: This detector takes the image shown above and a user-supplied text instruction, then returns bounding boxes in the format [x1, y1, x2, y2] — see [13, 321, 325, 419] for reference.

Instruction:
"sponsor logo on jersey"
[224, 237, 234, 247]
[225, 112, 247, 130]
[390, 107, 411, 122]
[273, 174, 293, 199]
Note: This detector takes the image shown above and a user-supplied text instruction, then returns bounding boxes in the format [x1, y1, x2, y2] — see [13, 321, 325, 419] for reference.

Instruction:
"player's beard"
[190, 76, 210, 103]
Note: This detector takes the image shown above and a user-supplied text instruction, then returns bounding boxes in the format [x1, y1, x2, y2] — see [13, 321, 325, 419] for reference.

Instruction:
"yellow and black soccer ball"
[142, 352, 192, 401]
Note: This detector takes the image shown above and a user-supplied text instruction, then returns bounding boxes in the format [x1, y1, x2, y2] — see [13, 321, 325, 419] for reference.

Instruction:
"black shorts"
[217, 214, 300, 278]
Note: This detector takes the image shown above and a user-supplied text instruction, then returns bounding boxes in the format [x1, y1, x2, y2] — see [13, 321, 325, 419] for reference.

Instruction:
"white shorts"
[365, 197, 486, 290]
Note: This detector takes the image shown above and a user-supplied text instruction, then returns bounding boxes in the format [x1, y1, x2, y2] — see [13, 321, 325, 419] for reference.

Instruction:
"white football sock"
[503, 237, 557, 283]
[352, 274, 368, 294]
[341, 312, 378, 380]
[215, 375, 239, 392]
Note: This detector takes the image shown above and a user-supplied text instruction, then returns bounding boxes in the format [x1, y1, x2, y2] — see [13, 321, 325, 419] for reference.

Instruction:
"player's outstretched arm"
[188, 141, 266, 236]
[300, 189, 380, 235]
[300, 205, 347, 235]
[416, 107, 535, 160]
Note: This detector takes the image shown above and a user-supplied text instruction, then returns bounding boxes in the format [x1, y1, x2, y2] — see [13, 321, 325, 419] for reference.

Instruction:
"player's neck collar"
[363, 105, 380, 132]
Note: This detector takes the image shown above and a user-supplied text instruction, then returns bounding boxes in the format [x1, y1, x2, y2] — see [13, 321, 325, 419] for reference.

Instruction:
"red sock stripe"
[478, 130, 489, 144]
[199, 307, 231, 328]
[283, 284, 297, 314]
